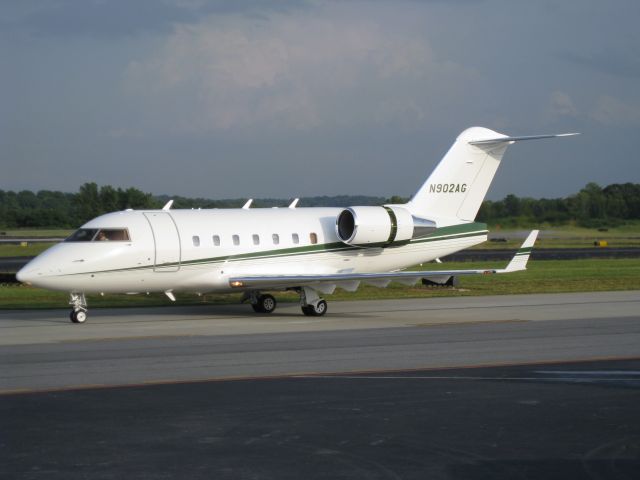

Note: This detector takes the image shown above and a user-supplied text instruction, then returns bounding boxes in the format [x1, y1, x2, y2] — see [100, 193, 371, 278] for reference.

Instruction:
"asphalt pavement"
[2, 292, 640, 479]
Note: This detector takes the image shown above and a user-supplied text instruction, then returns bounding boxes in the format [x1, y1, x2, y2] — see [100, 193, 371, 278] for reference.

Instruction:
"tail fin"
[406, 127, 578, 223]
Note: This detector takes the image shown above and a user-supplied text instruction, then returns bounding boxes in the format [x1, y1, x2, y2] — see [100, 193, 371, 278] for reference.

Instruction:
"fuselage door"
[144, 212, 181, 272]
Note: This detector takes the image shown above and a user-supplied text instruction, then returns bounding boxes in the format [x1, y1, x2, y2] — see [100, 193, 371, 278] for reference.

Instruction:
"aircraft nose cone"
[16, 266, 33, 284]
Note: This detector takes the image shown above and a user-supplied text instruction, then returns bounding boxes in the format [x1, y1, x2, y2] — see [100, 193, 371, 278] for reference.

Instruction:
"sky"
[2, 0, 639, 200]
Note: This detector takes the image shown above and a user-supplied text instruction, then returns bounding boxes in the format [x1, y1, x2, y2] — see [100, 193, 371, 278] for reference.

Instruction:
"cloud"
[2, 0, 310, 38]
[123, 8, 477, 133]
[549, 91, 578, 117]
[561, 47, 640, 80]
[548, 90, 640, 127]
[589, 94, 640, 125]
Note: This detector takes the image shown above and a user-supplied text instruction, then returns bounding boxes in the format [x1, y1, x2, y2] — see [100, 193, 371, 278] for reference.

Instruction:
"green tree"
[76, 183, 101, 223]
[99, 185, 119, 213]
[121, 187, 158, 210]
[386, 195, 409, 204]
[503, 194, 521, 217]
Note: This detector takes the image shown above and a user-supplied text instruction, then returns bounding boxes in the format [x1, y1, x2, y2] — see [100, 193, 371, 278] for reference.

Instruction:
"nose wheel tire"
[252, 294, 277, 314]
[301, 300, 327, 317]
[70, 310, 87, 324]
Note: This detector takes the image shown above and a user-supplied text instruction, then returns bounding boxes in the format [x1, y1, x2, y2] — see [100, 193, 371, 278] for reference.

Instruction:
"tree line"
[0, 182, 638, 229]
[477, 183, 640, 227]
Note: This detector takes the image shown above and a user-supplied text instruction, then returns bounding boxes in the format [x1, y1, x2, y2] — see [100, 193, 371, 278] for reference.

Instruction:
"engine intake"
[336, 206, 436, 247]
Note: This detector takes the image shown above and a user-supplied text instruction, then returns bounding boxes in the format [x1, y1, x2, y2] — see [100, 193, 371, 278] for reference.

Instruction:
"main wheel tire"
[313, 300, 327, 316]
[254, 294, 276, 314]
[70, 310, 87, 324]
[301, 300, 327, 317]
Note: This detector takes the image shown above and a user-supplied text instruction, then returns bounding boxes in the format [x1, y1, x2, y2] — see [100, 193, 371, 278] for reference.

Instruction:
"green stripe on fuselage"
[68, 221, 488, 276]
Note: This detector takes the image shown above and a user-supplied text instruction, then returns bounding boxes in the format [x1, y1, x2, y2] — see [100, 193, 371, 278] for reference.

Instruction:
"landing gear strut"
[69, 292, 88, 324]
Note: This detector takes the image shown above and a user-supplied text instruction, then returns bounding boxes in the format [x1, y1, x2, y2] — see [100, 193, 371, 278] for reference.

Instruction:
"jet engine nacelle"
[336, 206, 436, 247]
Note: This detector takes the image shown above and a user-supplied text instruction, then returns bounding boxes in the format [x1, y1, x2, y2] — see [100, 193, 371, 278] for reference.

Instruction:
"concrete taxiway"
[1, 291, 639, 393]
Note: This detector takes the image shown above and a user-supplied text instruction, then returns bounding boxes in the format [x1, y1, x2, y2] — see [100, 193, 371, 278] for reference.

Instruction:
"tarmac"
[2, 291, 640, 478]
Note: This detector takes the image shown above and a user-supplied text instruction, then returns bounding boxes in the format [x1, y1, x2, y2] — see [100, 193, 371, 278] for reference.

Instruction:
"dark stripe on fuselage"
[62, 222, 488, 276]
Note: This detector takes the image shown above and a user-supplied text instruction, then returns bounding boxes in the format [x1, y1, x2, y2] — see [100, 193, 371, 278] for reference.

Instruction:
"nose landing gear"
[69, 292, 88, 324]
[70, 309, 87, 323]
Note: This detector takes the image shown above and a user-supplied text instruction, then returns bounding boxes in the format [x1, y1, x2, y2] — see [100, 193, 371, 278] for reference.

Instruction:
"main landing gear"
[69, 292, 88, 324]
[243, 287, 328, 316]
[301, 300, 327, 316]
[252, 293, 278, 314]
[242, 291, 278, 314]
[299, 287, 328, 316]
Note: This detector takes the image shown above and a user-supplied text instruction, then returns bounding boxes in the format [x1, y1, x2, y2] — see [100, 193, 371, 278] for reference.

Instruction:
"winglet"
[242, 199, 253, 209]
[501, 230, 539, 272]
[289, 198, 299, 209]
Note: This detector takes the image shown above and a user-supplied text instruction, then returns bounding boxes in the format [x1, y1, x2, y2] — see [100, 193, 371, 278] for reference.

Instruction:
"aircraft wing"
[229, 230, 539, 293]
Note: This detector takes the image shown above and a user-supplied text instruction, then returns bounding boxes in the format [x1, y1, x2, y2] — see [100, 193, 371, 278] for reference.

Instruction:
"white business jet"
[17, 127, 577, 323]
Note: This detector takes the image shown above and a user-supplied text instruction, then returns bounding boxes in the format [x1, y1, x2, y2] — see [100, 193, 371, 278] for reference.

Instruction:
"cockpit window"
[65, 229, 98, 242]
[95, 229, 130, 241]
[65, 228, 130, 242]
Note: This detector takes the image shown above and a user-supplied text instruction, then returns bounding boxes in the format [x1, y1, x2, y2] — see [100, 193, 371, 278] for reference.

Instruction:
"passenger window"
[192, 236, 200, 247]
[213, 235, 220, 246]
[310, 232, 318, 244]
[252, 234, 260, 245]
[272, 233, 280, 245]
[233, 235, 240, 246]
[292, 233, 299, 245]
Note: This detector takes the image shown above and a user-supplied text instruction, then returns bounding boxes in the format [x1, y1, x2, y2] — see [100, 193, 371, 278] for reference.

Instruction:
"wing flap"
[229, 268, 495, 290]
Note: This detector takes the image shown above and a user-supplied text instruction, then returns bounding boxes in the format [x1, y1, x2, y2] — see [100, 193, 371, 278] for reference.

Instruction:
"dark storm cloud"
[561, 48, 640, 80]
[3, 0, 640, 199]
[1, 0, 310, 38]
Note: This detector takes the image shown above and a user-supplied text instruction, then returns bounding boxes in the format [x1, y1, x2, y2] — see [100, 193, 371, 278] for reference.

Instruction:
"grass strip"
[1, 258, 638, 310]
[0, 243, 56, 258]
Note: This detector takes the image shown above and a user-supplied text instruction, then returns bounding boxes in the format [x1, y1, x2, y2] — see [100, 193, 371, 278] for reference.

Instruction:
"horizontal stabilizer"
[469, 133, 579, 146]
[406, 127, 578, 223]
